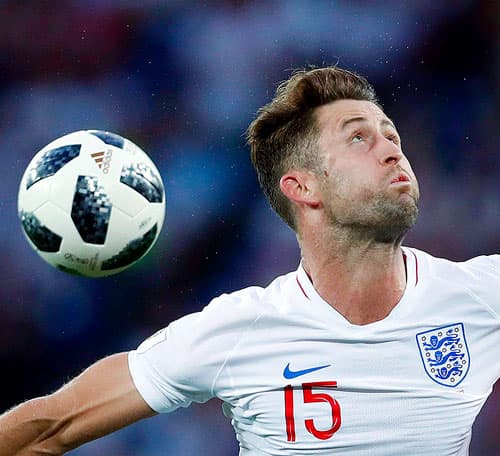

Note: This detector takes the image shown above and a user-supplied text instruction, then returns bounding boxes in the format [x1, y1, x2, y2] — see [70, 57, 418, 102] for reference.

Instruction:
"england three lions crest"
[416, 323, 470, 387]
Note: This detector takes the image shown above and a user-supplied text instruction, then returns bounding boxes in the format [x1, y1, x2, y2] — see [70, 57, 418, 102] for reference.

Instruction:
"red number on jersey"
[284, 381, 341, 442]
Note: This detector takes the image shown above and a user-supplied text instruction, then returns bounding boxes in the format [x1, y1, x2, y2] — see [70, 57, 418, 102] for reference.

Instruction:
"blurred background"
[0, 0, 498, 454]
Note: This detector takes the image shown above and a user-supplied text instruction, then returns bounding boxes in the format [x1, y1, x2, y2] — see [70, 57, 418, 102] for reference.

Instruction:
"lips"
[391, 174, 410, 184]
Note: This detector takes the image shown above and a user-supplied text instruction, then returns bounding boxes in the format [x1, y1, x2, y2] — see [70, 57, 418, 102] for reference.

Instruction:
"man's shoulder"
[406, 246, 499, 277]
[205, 268, 298, 318]
[406, 247, 500, 317]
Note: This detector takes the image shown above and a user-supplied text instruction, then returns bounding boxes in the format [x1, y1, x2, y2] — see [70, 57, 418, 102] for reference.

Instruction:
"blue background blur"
[0, 1, 498, 454]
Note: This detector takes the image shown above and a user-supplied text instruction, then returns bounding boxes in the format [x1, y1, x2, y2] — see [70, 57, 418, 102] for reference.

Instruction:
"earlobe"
[280, 172, 321, 207]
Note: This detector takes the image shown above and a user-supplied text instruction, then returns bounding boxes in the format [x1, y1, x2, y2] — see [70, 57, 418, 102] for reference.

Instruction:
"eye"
[386, 134, 400, 145]
[351, 134, 364, 143]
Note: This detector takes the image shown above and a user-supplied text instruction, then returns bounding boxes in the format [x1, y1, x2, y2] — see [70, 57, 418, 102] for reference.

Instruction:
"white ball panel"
[18, 178, 51, 213]
[111, 180, 150, 217]
[35, 201, 76, 239]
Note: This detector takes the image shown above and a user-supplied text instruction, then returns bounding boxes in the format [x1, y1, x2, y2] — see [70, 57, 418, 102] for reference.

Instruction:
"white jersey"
[128, 248, 500, 455]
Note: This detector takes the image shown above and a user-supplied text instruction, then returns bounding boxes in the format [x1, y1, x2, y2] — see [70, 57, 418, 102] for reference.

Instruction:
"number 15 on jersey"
[284, 381, 342, 442]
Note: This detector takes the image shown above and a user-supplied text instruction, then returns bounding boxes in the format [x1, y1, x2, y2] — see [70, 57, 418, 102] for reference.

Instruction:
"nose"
[376, 135, 403, 166]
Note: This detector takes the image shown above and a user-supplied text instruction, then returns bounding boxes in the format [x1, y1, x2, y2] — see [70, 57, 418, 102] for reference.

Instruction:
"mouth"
[390, 174, 410, 184]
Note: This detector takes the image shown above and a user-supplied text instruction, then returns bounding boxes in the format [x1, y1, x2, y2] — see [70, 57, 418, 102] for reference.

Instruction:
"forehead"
[315, 99, 390, 131]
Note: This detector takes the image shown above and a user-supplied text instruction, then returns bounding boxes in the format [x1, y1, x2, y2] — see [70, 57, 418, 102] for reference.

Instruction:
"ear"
[279, 170, 321, 208]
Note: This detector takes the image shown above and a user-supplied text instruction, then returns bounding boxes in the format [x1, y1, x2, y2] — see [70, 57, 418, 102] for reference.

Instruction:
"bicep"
[51, 352, 156, 451]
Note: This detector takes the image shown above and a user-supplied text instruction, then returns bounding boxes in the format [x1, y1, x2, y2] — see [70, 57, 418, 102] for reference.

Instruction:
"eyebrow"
[339, 116, 397, 131]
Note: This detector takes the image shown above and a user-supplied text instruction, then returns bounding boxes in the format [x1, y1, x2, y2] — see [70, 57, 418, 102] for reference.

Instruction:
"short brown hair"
[246, 66, 379, 231]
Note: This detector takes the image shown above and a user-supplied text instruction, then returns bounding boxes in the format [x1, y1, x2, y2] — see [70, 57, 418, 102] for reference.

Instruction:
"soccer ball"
[18, 130, 165, 277]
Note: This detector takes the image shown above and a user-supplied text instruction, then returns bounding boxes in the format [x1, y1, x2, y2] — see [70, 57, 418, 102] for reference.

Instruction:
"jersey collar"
[295, 247, 419, 324]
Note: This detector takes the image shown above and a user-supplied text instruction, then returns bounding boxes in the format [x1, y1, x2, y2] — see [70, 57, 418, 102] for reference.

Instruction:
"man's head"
[247, 66, 419, 243]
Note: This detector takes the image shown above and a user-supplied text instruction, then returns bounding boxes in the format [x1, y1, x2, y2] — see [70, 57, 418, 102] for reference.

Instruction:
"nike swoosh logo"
[283, 363, 331, 379]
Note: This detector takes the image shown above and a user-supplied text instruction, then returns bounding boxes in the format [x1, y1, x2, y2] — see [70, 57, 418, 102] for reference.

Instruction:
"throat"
[302, 249, 408, 326]
[328, 286, 405, 325]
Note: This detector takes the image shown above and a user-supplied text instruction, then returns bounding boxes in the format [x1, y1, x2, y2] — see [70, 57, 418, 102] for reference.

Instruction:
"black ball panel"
[120, 162, 164, 203]
[101, 224, 157, 271]
[71, 175, 111, 245]
[26, 144, 81, 190]
[88, 130, 125, 149]
[20, 211, 62, 252]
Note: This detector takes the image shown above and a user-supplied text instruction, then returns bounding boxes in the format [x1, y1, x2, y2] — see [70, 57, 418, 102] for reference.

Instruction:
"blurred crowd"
[0, 1, 498, 455]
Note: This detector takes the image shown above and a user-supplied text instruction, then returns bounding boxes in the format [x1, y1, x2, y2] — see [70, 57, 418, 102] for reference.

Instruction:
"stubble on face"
[320, 170, 420, 245]
[311, 100, 421, 246]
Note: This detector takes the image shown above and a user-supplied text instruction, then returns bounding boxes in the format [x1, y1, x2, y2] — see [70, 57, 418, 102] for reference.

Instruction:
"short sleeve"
[128, 307, 226, 413]
[464, 254, 500, 319]
[127, 291, 262, 414]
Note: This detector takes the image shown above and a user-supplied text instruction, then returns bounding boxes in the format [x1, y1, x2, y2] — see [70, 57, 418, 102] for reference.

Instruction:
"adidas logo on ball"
[91, 150, 113, 174]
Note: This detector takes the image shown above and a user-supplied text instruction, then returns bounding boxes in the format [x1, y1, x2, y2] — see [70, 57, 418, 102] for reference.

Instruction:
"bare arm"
[0, 352, 156, 455]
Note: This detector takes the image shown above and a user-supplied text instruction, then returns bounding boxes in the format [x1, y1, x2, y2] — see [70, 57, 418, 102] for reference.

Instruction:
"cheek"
[324, 155, 381, 198]
[327, 171, 375, 204]
[340, 164, 379, 194]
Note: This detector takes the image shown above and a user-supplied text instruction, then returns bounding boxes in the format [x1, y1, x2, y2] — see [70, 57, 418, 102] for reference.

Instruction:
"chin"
[376, 206, 418, 243]
[363, 195, 418, 243]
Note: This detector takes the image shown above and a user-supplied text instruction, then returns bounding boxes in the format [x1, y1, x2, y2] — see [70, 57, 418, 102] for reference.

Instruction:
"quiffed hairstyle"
[246, 67, 379, 231]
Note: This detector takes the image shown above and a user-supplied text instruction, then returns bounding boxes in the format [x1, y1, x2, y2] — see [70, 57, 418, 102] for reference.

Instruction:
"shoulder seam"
[461, 283, 500, 321]
[463, 258, 500, 320]
[210, 304, 270, 396]
[454, 257, 500, 321]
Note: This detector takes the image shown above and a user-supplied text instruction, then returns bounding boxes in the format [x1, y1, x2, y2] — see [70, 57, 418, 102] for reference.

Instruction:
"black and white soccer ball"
[18, 130, 165, 277]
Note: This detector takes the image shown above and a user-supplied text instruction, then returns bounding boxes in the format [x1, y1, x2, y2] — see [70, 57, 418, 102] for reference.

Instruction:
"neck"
[299, 229, 407, 326]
